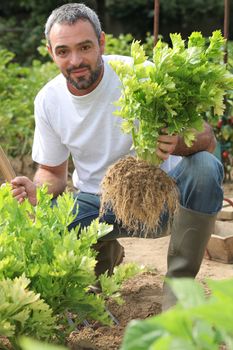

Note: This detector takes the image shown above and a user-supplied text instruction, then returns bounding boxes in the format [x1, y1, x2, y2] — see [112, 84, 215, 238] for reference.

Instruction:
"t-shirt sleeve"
[32, 91, 69, 166]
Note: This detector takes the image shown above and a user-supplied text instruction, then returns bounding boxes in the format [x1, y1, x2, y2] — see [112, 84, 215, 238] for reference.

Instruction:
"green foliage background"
[0, 0, 231, 65]
[0, 49, 58, 157]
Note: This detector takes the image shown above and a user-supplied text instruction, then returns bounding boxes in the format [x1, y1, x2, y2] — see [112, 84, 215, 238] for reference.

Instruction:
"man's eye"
[81, 45, 91, 51]
[57, 49, 67, 56]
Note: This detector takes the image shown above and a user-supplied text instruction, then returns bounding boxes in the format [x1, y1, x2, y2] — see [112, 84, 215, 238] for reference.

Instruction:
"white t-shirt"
[32, 55, 181, 194]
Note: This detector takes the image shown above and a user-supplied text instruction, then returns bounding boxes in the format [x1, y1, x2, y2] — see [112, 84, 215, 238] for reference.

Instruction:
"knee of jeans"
[184, 152, 224, 196]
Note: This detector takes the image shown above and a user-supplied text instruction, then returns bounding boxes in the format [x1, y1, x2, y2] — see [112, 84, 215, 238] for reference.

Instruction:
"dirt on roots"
[100, 156, 178, 236]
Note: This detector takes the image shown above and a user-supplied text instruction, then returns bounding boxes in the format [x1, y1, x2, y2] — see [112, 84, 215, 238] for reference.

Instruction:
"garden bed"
[0, 159, 233, 350]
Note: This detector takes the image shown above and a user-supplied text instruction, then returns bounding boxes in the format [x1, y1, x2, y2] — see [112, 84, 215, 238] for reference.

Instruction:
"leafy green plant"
[0, 275, 55, 348]
[99, 263, 146, 303]
[105, 33, 133, 56]
[110, 30, 233, 165]
[15, 264, 145, 349]
[0, 185, 149, 349]
[105, 33, 155, 59]
[0, 184, 111, 327]
[121, 278, 233, 350]
[0, 185, 147, 336]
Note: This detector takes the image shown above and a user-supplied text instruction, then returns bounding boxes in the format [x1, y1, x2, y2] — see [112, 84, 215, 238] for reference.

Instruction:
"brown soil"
[68, 272, 163, 350]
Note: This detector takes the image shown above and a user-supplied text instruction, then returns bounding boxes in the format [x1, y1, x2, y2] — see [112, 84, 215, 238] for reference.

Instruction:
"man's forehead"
[50, 20, 96, 39]
[49, 20, 98, 49]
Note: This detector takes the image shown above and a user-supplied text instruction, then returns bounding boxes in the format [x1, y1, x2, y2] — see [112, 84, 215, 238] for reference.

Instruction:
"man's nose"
[70, 51, 83, 66]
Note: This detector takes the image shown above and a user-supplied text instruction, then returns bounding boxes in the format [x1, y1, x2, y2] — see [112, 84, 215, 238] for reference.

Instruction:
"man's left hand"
[156, 130, 179, 161]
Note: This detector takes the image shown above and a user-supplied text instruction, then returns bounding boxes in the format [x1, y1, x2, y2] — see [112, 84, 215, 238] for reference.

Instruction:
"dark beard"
[66, 57, 103, 91]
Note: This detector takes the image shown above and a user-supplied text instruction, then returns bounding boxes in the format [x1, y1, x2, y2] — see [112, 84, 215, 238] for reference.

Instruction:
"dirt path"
[119, 235, 233, 281]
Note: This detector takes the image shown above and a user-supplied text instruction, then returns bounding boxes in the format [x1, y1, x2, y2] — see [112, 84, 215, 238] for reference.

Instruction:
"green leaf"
[170, 33, 185, 51]
[0, 275, 55, 339]
[121, 318, 164, 350]
[131, 40, 147, 65]
[169, 278, 206, 308]
[19, 337, 68, 350]
[188, 32, 206, 50]
[99, 263, 145, 301]
[182, 130, 197, 147]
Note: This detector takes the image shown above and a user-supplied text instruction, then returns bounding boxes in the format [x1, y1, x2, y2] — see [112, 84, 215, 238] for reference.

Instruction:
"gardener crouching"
[11, 3, 223, 311]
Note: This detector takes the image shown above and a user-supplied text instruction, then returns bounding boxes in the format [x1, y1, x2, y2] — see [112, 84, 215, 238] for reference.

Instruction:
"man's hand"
[156, 122, 216, 160]
[171, 122, 216, 156]
[11, 176, 37, 206]
[156, 130, 179, 161]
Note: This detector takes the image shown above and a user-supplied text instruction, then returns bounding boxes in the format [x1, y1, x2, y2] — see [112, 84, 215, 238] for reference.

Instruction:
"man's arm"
[156, 122, 216, 161]
[33, 161, 68, 195]
[11, 160, 68, 205]
[172, 122, 216, 156]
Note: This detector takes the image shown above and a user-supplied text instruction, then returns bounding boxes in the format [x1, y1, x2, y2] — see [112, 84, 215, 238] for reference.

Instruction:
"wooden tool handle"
[0, 146, 16, 182]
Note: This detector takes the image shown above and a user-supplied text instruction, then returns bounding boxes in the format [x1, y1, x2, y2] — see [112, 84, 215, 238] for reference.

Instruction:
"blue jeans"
[68, 152, 224, 239]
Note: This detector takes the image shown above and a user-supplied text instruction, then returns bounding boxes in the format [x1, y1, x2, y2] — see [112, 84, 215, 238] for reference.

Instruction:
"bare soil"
[68, 271, 162, 350]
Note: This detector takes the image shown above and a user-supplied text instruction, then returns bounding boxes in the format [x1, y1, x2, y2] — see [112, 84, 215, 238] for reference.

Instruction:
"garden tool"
[0, 145, 16, 182]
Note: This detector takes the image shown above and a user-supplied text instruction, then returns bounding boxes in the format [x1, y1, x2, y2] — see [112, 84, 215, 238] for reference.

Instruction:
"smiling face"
[47, 20, 105, 95]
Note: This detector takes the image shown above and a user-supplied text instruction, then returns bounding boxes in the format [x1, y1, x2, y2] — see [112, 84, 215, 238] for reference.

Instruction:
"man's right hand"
[11, 176, 37, 206]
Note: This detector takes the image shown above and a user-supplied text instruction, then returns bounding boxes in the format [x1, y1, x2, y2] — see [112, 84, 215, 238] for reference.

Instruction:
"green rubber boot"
[162, 205, 217, 311]
[93, 239, 125, 277]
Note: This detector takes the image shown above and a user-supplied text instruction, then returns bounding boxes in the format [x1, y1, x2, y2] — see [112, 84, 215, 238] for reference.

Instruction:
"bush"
[105, 33, 155, 58]
[0, 49, 57, 157]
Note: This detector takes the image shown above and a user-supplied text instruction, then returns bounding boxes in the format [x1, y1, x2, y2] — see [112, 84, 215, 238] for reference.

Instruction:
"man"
[11, 3, 223, 310]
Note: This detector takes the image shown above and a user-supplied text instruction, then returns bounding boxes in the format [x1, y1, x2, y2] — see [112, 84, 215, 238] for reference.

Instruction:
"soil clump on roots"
[100, 156, 178, 236]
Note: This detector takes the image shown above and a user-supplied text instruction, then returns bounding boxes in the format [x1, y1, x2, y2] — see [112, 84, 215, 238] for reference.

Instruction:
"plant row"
[0, 184, 142, 349]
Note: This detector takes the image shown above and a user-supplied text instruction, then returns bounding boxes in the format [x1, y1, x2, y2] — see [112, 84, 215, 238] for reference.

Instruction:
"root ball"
[100, 156, 178, 236]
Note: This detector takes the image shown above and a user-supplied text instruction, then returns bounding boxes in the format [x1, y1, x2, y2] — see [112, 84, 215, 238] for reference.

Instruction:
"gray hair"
[45, 3, 102, 44]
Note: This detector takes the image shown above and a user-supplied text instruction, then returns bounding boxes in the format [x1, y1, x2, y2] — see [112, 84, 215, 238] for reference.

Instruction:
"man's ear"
[99, 31, 105, 54]
[47, 43, 54, 61]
